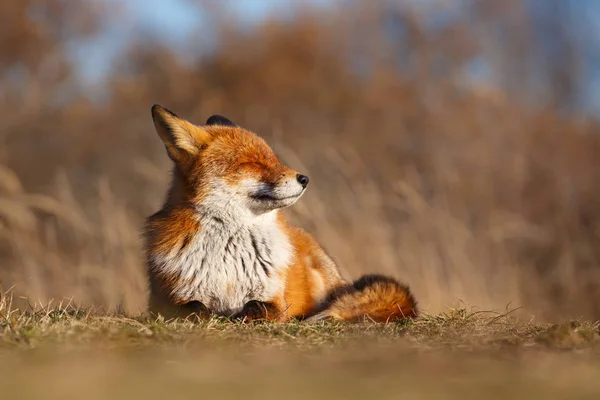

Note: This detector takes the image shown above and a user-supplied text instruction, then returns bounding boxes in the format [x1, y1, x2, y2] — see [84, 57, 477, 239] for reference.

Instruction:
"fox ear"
[206, 114, 238, 127]
[151, 105, 210, 162]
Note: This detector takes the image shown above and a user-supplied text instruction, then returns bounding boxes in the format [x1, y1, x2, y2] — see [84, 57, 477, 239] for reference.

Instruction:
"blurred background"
[1, 0, 600, 320]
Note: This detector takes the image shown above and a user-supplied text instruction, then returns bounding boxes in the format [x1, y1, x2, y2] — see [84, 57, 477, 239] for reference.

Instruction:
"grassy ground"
[1, 301, 599, 400]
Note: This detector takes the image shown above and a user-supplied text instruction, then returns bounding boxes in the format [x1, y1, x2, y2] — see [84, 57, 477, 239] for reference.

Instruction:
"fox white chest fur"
[151, 208, 293, 315]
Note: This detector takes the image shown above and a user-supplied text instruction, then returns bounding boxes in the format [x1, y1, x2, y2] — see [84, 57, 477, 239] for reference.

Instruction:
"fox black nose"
[296, 174, 309, 188]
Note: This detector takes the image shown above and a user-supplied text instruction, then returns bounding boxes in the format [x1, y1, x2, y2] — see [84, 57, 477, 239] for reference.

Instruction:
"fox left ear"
[206, 115, 238, 128]
[151, 104, 211, 163]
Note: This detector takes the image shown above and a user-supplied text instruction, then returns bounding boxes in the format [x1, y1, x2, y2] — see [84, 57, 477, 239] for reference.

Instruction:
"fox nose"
[296, 174, 309, 188]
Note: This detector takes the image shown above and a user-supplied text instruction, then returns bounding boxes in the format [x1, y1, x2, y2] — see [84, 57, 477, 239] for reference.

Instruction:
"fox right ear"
[151, 105, 211, 162]
[206, 115, 238, 127]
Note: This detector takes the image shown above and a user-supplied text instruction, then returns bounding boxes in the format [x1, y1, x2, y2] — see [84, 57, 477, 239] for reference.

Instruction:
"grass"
[1, 298, 599, 399]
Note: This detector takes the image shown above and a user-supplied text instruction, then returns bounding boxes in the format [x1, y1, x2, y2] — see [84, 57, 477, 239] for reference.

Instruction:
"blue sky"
[75, 0, 334, 83]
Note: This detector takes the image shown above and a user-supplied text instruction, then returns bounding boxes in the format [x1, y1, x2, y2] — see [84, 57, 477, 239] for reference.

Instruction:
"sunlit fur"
[144, 105, 418, 322]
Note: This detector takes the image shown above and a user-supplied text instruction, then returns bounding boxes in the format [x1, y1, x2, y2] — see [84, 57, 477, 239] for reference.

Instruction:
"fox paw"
[233, 300, 279, 322]
[179, 300, 210, 320]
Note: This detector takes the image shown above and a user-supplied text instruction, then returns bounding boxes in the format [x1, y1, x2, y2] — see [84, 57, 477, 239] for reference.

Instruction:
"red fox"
[144, 105, 418, 322]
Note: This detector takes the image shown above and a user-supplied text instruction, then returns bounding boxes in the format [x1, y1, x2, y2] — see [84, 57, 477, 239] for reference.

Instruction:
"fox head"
[151, 105, 309, 217]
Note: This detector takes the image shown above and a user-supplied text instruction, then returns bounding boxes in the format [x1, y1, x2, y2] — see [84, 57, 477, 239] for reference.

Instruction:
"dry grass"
[0, 289, 599, 399]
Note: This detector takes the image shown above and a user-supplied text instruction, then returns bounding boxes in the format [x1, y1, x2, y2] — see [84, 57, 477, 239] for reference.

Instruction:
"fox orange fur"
[143, 105, 418, 322]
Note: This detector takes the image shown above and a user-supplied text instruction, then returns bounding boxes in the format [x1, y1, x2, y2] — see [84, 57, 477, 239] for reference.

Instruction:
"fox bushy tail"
[307, 275, 418, 322]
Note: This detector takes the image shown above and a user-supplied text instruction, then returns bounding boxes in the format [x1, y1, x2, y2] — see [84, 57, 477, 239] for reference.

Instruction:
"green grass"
[1, 301, 599, 399]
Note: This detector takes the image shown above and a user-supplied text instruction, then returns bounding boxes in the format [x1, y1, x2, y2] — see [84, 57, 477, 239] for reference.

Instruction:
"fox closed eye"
[239, 162, 266, 169]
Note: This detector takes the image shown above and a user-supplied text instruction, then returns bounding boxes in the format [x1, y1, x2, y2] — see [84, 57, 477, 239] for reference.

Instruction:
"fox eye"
[239, 162, 264, 168]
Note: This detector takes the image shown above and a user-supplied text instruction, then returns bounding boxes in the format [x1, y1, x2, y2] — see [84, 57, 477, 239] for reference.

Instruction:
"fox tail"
[306, 274, 418, 323]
